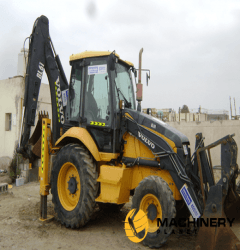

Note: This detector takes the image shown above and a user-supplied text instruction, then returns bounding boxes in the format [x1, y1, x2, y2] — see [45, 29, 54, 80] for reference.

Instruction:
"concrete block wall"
[168, 120, 240, 163]
[167, 120, 240, 178]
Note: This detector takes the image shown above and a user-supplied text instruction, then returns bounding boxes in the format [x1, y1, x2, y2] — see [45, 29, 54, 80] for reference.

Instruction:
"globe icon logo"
[124, 209, 149, 243]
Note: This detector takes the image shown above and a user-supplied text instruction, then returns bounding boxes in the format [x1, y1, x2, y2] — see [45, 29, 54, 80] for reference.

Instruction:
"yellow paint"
[57, 162, 81, 211]
[96, 165, 132, 204]
[140, 194, 162, 233]
[96, 164, 181, 205]
[121, 60, 134, 67]
[122, 133, 138, 158]
[99, 152, 119, 161]
[39, 118, 51, 196]
[55, 115, 181, 205]
[124, 112, 177, 153]
[69, 51, 134, 67]
[56, 127, 120, 162]
[120, 132, 181, 200]
[55, 127, 101, 161]
[141, 125, 177, 153]
[124, 112, 134, 120]
[70, 51, 120, 61]
[123, 133, 155, 159]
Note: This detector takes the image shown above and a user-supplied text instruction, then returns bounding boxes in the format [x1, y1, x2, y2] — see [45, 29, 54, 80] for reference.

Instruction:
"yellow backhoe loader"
[17, 15, 240, 249]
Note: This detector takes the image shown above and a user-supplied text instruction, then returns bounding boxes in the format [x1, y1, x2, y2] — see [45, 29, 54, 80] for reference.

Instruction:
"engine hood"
[124, 109, 189, 148]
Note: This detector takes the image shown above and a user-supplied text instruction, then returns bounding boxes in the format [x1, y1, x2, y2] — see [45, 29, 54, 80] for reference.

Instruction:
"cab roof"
[69, 51, 134, 67]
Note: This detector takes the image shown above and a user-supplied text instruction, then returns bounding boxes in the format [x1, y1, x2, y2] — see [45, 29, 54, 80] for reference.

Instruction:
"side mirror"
[134, 69, 137, 78]
[146, 73, 150, 86]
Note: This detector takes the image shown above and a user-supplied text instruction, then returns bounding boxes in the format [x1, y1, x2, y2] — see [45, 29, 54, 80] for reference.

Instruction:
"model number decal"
[90, 121, 105, 126]
[151, 123, 156, 129]
[55, 77, 64, 124]
[36, 62, 44, 80]
[138, 131, 155, 149]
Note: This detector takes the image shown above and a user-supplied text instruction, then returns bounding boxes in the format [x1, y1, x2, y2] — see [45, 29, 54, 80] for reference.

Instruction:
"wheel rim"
[140, 194, 162, 233]
[58, 162, 81, 211]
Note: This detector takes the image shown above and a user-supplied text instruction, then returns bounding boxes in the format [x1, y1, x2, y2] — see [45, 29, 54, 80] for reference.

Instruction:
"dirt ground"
[0, 182, 240, 250]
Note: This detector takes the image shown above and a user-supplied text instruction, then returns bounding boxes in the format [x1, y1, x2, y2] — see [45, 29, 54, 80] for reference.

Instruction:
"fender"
[55, 127, 100, 161]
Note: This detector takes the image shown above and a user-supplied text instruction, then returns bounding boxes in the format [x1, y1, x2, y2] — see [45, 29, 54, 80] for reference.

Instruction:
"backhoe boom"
[17, 15, 68, 158]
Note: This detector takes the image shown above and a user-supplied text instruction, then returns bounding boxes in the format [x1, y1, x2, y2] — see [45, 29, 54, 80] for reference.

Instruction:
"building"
[0, 50, 52, 159]
[143, 107, 229, 122]
[142, 108, 177, 122]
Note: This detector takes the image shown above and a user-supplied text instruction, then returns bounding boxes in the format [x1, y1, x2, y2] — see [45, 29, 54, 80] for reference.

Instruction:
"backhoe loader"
[17, 15, 240, 249]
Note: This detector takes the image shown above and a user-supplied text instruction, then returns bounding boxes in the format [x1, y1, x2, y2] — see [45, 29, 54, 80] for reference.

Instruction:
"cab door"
[83, 58, 114, 153]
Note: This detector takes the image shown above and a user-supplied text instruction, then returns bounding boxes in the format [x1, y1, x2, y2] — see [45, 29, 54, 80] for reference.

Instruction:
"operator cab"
[65, 51, 136, 153]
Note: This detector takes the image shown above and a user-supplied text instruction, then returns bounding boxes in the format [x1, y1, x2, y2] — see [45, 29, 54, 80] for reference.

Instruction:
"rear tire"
[51, 143, 98, 228]
[132, 175, 176, 248]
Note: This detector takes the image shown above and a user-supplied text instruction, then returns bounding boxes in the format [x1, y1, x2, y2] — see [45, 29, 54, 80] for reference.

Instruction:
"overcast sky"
[1, 0, 240, 115]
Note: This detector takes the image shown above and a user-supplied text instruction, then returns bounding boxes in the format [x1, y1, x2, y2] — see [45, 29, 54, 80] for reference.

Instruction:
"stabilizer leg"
[39, 118, 54, 222]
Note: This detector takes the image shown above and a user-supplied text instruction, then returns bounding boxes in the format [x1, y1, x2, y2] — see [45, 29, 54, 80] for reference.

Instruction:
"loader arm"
[121, 109, 203, 218]
[17, 15, 68, 159]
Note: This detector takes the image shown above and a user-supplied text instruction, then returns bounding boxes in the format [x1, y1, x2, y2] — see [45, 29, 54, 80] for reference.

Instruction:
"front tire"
[51, 143, 98, 228]
[132, 175, 176, 248]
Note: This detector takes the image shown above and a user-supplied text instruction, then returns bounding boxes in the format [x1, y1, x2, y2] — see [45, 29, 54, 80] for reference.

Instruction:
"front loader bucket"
[225, 186, 240, 221]
[193, 134, 240, 250]
[196, 185, 240, 250]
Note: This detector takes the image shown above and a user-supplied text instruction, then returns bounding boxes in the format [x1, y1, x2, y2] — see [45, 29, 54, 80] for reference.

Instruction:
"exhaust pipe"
[137, 48, 143, 112]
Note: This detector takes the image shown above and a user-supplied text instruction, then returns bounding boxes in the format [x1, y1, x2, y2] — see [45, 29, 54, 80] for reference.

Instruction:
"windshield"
[113, 63, 136, 110]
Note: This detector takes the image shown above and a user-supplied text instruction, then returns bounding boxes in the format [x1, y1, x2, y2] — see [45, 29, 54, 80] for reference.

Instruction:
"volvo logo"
[138, 132, 155, 149]
[55, 76, 64, 124]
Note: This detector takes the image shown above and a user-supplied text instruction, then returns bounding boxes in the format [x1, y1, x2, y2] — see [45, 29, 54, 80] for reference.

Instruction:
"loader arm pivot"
[17, 15, 68, 159]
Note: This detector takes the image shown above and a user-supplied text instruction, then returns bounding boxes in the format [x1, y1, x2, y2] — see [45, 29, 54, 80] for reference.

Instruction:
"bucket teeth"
[38, 110, 49, 119]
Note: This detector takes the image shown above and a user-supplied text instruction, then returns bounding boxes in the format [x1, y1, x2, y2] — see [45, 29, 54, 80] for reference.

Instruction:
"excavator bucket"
[193, 134, 240, 250]
[29, 111, 49, 158]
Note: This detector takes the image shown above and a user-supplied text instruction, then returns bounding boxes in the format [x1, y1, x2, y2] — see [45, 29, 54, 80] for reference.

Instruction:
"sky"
[1, 0, 240, 115]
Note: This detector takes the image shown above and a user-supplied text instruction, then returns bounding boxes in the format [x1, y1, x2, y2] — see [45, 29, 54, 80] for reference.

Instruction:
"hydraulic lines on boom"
[17, 15, 68, 159]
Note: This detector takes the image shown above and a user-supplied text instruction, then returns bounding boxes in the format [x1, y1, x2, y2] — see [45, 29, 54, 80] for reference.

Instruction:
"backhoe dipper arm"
[17, 15, 68, 158]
